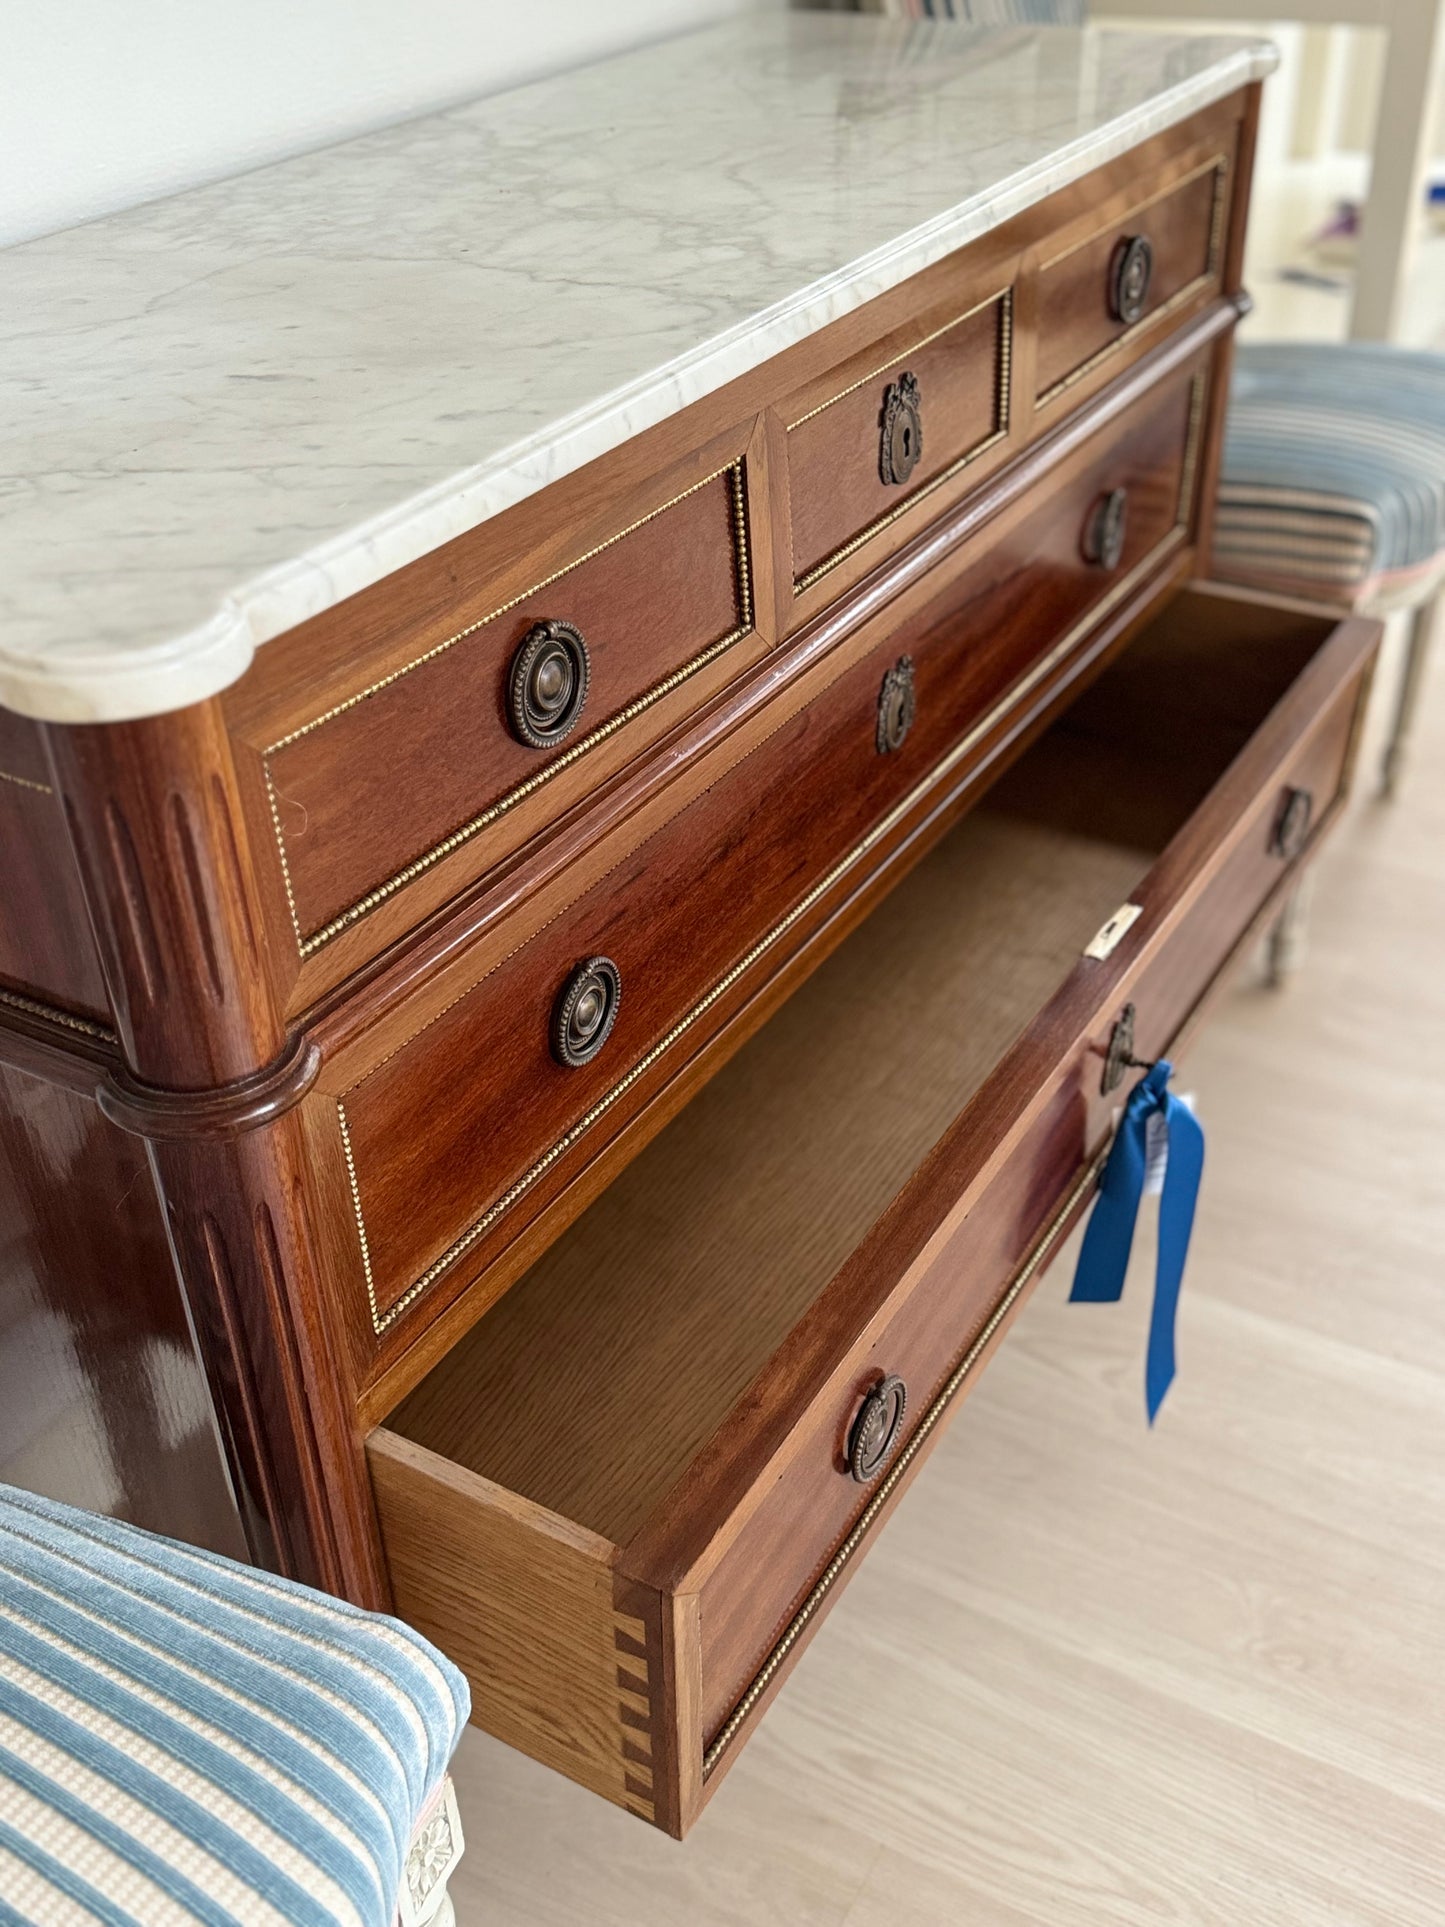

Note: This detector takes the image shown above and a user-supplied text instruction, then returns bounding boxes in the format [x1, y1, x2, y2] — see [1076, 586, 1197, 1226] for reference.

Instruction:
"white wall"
[0, 0, 780, 248]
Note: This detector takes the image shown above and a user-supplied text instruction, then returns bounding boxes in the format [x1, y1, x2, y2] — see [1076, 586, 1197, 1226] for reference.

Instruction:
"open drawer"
[367, 583, 1379, 1836]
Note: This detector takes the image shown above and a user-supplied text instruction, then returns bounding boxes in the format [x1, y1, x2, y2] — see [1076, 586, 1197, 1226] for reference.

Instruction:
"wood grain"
[369, 1429, 654, 1820]
[263, 458, 749, 950]
[0, 711, 109, 1021]
[337, 363, 1202, 1343]
[215, 94, 1248, 1013]
[785, 288, 1008, 588]
[1035, 151, 1228, 404]
[0, 1060, 246, 1558]
[435, 626, 1445, 1919]
[378, 584, 1377, 1832]
[388, 815, 1148, 1542]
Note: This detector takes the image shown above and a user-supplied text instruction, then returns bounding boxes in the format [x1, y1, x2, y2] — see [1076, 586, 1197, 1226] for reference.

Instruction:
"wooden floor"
[447, 625, 1445, 1922]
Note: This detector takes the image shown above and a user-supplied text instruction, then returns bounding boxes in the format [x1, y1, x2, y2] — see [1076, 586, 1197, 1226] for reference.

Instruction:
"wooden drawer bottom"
[368, 582, 1379, 1835]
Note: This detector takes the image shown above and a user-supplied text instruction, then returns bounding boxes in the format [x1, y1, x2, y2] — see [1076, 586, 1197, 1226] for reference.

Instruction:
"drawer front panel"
[692, 632, 1370, 1763]
[1035, 156, 1227, 406]
[0, 711, 111, 1025]
[339, 367, 1202, 1341]
[785, 290, 1011, 593]
[262, 460, 751, 956]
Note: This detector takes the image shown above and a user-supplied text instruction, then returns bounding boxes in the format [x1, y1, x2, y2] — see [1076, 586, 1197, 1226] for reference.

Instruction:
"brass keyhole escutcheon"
[1110, 234, 1154, 325]
[508, 619, 590, 749]
[876, 655, 917, 754]
[879, 371, 923, 487]
[552, 956, 621, 1068]
[1101, 1001, 1159, 1096]
[847, 1373, 907, 1483]
[1083, 487, 1129, 571]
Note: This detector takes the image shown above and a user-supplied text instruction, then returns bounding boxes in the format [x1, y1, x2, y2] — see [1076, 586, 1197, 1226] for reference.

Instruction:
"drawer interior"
[385, 585, 1337, 1539]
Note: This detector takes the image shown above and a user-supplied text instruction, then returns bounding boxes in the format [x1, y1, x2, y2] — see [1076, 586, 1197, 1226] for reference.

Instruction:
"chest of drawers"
[0, 18, 1377, 1839]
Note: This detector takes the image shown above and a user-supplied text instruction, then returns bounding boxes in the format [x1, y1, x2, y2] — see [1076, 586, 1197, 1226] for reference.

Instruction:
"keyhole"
[902, 425, 912, 456]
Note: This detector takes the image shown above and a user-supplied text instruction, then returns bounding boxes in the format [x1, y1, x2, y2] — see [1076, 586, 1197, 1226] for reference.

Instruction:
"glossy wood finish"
[784, 288, 1010, 591]
[207, 94, 1249, 1018]
[43, 701, 285, 1089]
[371, 582, 1379, 1834]
[0, 711, 109, 1021]
[261, 457, 751, 956]
[0, 89, 1275, 1729]
[330, 359, 1205, 1356]
[0, 1057, 246, 1557]
[25, 700, 388, 1602]
[1034, 146, 1229, 406]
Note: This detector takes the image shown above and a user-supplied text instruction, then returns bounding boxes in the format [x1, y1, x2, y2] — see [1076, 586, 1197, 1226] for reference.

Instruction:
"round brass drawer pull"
[1083, 487, 1129, 571]
[1272, 785, 1314, 861]
[1110, 234, 1154, 325]
[876, 655, 916, 755]
[509, 619, 590, 749]
[879, 371, 923, 487]
[847, 1373, 907, 1483]
[551, 956, 621, 1068]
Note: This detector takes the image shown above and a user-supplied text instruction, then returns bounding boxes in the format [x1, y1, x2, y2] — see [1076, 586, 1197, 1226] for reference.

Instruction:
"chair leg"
[1380, 591, 1438, 799]
[1266, 871, 1315, 989]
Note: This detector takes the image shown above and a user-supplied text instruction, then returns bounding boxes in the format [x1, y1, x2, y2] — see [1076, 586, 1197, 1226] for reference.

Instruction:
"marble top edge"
[0, 17, 1277, 723]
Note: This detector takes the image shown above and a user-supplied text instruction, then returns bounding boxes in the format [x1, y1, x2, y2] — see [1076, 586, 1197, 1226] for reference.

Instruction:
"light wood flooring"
[446, 624, 1445, 1923]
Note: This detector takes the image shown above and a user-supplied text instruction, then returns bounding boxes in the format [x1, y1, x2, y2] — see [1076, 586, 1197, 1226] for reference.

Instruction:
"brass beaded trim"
[0, 985, 116, 1044]
[265, 460, 753, 959]
[785, 286, 1012, 433]
[701, 1141, 1112, 1779]
[342, 501, 1187, 1339]
[793, 290, 1013, 596]
[1036, 157, 1228, 410]
[0, 768, 52, 795]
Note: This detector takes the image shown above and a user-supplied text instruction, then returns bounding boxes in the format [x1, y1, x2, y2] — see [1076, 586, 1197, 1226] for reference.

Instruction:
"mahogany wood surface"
[388, 816, 1147, 1539]
[263, 459, 749, 951]
[377, 583, 1378, 1831]
[0, 1059, 246, 1558]
[42, 702, 286, 1089]
[689, 641, 1371, 1767]
[0, 712, 109, 1020]
[1034, 148, 1228, 404]
[785, 289, 1009, 589]
[334, 360, 1203, 1354]
[210, 95, 1247, 1017]
[0, 89, 1284, 1752]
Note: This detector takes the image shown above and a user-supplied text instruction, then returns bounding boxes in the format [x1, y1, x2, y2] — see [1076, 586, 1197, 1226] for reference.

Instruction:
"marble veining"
[0, 16, 1275, 722]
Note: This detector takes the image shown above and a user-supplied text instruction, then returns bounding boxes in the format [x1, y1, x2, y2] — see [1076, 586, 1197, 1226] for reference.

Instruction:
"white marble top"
[0, 16, 1274, 723]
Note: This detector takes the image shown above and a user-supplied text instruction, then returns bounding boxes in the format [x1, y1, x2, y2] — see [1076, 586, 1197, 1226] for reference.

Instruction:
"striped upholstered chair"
[1216, 342, 1445, 797]
[0, 1483, 468, 1927]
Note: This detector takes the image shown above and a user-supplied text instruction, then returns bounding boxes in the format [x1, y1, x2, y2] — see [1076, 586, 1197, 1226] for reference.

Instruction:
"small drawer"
[368, 581, 1379, 1834]
[783, 287, 1012, 598]
[332, 364, 1204, 1352]
[1035, 154, 1228, 406]
[237, 446, 755, 974]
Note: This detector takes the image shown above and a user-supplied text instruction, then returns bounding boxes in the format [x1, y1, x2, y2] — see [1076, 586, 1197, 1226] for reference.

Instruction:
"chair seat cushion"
[0, 1483, 468, 1927]
[1216, 342, 1445, 605]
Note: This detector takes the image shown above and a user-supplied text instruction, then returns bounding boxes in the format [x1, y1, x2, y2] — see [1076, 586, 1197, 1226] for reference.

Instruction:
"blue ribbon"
[1070, 1059, 1205, 1422]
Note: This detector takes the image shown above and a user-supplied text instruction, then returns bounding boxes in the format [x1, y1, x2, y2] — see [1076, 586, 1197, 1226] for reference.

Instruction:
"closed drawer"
[235, 441, 756, 974]
[332, 362, 1204, 1352]
[783, 287, 1012, 596]
[1035, 152, 1229, 407]
[367, 581, 1379, 1834]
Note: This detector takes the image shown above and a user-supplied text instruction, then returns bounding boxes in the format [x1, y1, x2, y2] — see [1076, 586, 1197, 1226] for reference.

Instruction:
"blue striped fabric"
[0, 1484, 468, 1927]
[1217, 343, 1445, 604]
